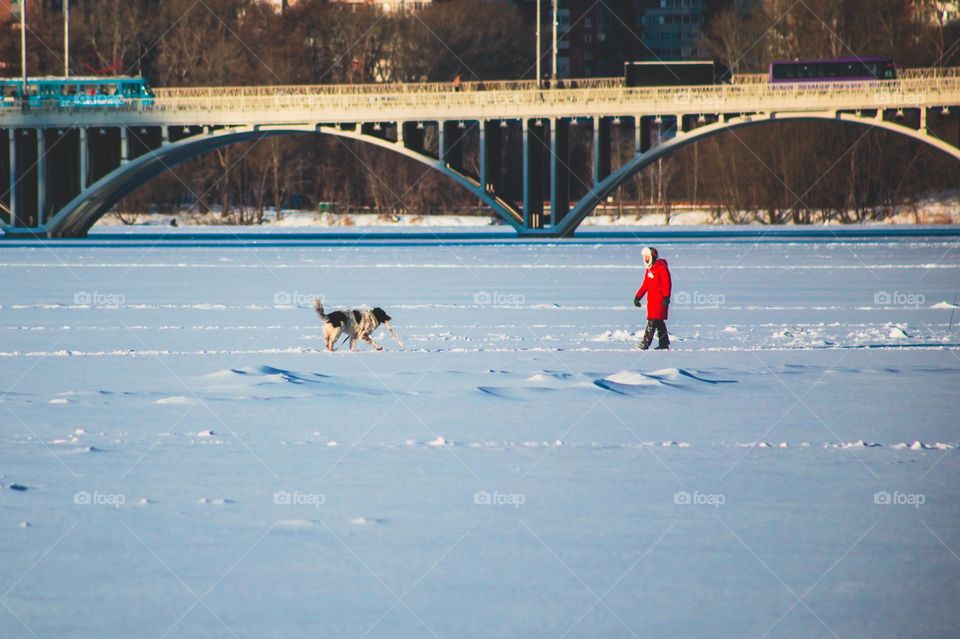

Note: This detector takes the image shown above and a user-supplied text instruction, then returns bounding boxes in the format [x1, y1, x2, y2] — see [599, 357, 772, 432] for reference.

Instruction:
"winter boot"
[638, 320, 657, 350]
[653, 320, 670, 350]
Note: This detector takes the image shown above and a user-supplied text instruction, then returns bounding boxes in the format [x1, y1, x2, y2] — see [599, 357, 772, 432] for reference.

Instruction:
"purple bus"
[769, 57, 897, 83]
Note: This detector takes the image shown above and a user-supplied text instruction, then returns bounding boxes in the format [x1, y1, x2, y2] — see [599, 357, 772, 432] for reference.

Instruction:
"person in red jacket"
[634, 246, 672, 350]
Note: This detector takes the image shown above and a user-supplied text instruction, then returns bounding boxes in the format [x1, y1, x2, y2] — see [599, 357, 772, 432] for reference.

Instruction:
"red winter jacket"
[635, 259, 672, 320]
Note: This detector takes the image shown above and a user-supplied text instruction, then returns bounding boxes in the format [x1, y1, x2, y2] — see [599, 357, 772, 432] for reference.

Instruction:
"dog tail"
[312, 297, 326, 320]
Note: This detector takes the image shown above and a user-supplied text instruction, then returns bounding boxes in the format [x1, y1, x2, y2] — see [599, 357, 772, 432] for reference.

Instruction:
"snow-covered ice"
[0, 233, 959, 638]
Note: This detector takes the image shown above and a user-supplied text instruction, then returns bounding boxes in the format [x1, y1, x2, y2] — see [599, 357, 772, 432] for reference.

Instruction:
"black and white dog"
[313, 298, 404, 351]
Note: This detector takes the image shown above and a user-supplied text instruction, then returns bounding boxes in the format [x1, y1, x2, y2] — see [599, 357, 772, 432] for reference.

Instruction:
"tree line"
[3, 0, 959, 224]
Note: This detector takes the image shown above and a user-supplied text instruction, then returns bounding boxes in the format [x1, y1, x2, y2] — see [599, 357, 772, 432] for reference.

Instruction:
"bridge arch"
[44, 124, 523, 237]
[37, 110, 960, 237]
[552, 112, 960, 237]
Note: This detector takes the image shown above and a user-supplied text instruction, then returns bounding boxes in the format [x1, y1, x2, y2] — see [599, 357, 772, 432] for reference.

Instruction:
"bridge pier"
[550, 117, 571, 225]
[11, 129, 39, 228]
[37, 129, 47, 226]
[440, 120, 465, 171]
[79, 127, 88, 190]
[401, 121, 425, 155]
[593, 116, 611, 185]
[6, 129, 15, 225]
[120, 127, 129, 164]
[522, 118, 548, 230]
[946, 108, 960, 149]
[478, 120, 500, 193]
[480, 120, 502, 195]
[44, 129, 80, 218]
[88, 128, 122, 186]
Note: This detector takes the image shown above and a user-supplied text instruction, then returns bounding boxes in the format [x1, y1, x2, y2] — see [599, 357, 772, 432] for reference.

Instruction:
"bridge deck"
[0, 70, 958, 126]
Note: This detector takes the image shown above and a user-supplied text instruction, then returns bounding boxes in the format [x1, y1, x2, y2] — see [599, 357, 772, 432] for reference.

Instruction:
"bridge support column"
[79, 127, 88, 190]
[954, 111, 960, 149]
[120, 127, 129, 164]
[438, 121, 447, 165]
[440, 120, 464, 170]
[634, 116, 642, 156]
[523, 118, 546, 230]
[9, 129, 39, 228]
[920, 108, 928, 134]
[8, 129, 16, 228]
[635, 116, 653, 156]
[479, 120, 486, 190]
[481, 120, 501, 195]
[401, 121, 424, 154]
[550, 117, 570, 225]
[593, 116, 611, 185]
[437, 121, 446, 164]
[37, 129, 46, 227]
[161, 126, 169, 146]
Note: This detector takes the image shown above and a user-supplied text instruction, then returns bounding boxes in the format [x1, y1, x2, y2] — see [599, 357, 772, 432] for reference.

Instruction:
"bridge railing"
[730, 67, 960, 83]
[142, 74, 960, 114]
[153, 77, 625, 98]
[731, 73, 768, 84]
[149, 67, 956, 98]
[901, 66, 960, 78]
[1, 69, 958, 122]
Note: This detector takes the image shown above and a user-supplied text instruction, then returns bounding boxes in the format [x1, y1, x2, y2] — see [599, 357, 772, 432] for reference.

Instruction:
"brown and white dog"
[313, 297, 404, 352]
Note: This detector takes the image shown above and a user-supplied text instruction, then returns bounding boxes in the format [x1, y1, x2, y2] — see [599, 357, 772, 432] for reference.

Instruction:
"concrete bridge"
[2, 69, 960, 238]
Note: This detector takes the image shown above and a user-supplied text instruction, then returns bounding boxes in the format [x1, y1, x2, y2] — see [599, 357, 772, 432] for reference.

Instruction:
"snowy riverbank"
[92, 189, 960, 229]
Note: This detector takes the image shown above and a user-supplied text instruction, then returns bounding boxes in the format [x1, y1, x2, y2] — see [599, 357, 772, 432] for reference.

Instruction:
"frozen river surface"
[1, 233, 958, 638]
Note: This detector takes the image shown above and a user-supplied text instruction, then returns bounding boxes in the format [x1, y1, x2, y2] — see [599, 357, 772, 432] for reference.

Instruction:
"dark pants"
[641, 319, 669, 349]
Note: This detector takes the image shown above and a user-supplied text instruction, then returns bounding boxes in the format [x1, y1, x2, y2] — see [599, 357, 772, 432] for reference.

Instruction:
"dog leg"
[384, 321, 404, 348]
[325, 327, 340, 352]
[354, 329, 380, 351]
